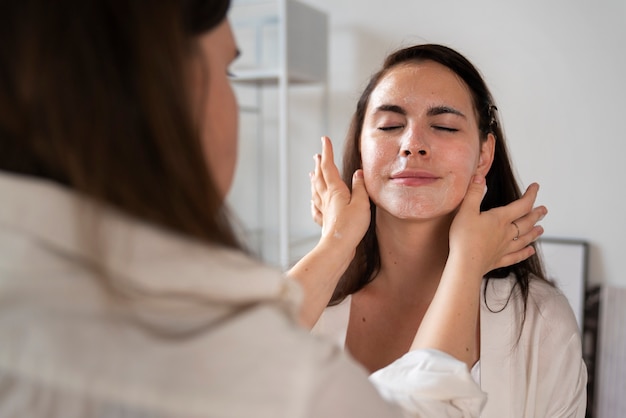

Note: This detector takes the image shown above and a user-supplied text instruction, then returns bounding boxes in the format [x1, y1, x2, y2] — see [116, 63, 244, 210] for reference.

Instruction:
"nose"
[400, 129, 428, 157]
[402, 149, 427, 157]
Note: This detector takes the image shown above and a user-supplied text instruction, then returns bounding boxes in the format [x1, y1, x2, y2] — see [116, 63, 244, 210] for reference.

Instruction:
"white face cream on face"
[359, 61, 490, 222]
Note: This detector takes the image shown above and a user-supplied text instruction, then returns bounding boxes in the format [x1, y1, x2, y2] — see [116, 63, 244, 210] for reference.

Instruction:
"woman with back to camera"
[298, 44, 587, 417]
[0, 0, 546, 416]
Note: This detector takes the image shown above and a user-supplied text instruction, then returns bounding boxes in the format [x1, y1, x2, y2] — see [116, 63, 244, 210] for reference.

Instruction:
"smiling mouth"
[390, 172, 439, 186]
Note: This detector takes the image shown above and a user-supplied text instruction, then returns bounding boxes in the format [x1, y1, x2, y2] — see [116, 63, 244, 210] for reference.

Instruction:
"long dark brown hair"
[0, 0, 238, 248]
[332, 44, 549, 316]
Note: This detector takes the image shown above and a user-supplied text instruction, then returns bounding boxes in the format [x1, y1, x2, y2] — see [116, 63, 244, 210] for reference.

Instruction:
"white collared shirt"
[313, 275, 588, 417]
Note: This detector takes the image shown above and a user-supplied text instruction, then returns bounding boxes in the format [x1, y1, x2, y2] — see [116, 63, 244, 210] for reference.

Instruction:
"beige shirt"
[0, 172, 486, 418]
[313, 276, 588, 417]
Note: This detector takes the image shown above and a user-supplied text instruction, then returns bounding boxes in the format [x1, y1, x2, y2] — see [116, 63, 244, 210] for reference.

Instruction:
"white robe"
[313, 275, 588, 417]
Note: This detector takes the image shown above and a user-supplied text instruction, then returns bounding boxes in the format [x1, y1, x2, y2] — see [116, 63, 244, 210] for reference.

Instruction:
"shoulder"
[480, 275, 587, 417]
[483, 274, 580, 337]
[484, 274, 573, 316]
[215, 303, 396, 417]
[518, 277, 588, 416]
[525, 276, 579, 331]
[311, 295, 351, 347]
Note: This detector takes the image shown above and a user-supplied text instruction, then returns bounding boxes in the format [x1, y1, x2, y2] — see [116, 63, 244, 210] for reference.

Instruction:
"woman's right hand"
[288, 136, 371, 327]
[310, 136, 371, 249]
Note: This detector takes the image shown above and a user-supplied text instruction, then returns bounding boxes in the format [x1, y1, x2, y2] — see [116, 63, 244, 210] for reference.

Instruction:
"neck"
[373, 209, 453, 296]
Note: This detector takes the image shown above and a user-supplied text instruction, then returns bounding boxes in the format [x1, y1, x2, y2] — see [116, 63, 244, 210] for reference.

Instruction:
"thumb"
[350, 169, 368, 204]
[459, 174, 487, 214]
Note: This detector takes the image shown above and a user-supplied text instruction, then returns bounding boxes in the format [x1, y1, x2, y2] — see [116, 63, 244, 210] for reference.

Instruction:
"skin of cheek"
[201, 67, 238, 199]
[372, 176, 468, 220]
[193, 21, 239, 200]
[362, 142, 479, 221]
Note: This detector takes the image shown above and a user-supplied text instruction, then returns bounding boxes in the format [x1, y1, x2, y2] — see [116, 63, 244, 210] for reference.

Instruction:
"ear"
[476, 133, 495, 176]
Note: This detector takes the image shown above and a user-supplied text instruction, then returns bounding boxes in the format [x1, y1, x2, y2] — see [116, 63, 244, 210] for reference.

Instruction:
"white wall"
[300, 0, 626, 287]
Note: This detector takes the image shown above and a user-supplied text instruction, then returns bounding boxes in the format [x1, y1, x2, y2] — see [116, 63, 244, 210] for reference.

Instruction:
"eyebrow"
[374, 104, 407, 116]
[373, 103, 466, 119]
[427, 105, 466, 118]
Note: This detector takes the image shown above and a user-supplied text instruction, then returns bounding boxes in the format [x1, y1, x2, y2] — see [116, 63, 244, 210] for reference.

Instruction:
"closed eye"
[378, 125, 404, 131]
[433, 125, 459, 132]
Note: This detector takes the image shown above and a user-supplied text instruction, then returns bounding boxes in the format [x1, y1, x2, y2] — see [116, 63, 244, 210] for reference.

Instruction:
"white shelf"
[232, 68, 326, 84]
[229, 0, 328, 269]
[231, 0, 327, 84]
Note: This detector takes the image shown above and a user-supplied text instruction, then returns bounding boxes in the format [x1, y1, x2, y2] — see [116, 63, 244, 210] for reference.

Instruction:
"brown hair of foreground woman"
[0, 0, 239, 248]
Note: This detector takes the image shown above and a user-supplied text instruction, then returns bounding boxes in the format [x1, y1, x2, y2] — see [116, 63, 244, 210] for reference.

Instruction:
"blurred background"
[229, 0, 625, 286]
[226, 1, 625, 416]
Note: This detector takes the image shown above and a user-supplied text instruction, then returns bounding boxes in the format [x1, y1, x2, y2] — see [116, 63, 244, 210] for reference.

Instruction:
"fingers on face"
[310, 156, 324, 227]
[313, 153, 322, 180]
[310, 169, 323, 210]
[311, 137, 336, 227]
[512, 205, 547, 240]
[512, 221, 521, 241]
[523, 182, 540, 201]
[311, 153, 327, 193]
[498, 245, 537, 269]
[506, 183, 540, 220]
[321, 142, 343, 190]
[513, 225, 544, 249]
[312, 140, 343, 197]
[504, 205, 546, 264]
[311, 199, 322, 226]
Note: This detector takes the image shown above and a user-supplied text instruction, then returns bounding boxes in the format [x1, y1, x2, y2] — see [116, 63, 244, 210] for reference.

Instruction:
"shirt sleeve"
[369, 349, 487, 417]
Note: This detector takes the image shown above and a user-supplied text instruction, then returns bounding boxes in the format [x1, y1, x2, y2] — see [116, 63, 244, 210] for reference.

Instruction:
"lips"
[390, 170, 440, 186]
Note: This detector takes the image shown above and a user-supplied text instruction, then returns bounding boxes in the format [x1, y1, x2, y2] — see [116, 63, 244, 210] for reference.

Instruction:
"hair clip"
[488, 105, 498, 130]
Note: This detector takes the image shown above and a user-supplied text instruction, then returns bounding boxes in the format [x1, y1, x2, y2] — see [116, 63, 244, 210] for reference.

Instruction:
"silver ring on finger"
[512, 221, 520, 241]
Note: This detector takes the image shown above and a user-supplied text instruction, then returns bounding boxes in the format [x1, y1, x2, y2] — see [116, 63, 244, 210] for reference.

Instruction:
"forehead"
[368, 60, 475, 113]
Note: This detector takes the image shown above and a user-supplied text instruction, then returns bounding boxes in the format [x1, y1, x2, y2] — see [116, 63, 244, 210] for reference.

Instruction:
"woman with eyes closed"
[293, 44, 587, 418]
[0, 0, 572, 415]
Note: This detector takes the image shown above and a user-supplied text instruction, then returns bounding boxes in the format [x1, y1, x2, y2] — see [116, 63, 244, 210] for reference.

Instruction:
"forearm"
[409, 250, 483, 369]
[287, 235, 355, 328]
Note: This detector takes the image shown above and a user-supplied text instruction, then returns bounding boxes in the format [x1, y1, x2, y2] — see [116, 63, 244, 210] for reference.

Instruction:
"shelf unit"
[228, 0, 328, 269]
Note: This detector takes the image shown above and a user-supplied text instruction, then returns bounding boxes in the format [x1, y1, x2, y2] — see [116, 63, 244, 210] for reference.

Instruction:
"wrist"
[315, 234, 357, 268]
[442, 250, 486, 287]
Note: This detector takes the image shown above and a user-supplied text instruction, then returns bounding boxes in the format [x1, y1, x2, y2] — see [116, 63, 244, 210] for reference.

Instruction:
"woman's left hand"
[449, 175, 547, 275]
